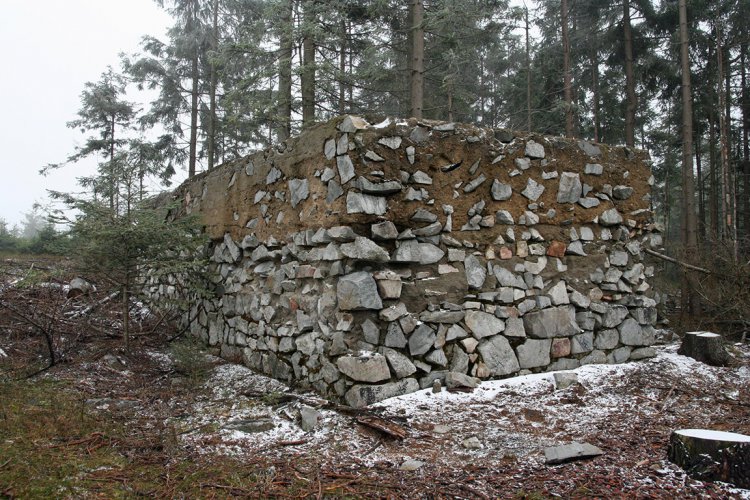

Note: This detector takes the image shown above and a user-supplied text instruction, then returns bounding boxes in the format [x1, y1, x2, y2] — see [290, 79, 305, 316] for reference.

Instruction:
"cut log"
[677, 331, 732, 366]
[668, 429, 750, 488]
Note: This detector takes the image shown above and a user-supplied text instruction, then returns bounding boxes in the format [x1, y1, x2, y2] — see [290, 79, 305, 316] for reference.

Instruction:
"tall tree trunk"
[301, 1, 315, 127]
[709, 100, 719, 239]
[277, 0, 293, 142]
[339, 18, 347, 114]
[591, 39, 601, 143]
[717, 26, 737, 260]
[679, 0, 700, 316]
[109, 114, 116, 212]
[623, 0, 637, 147]
[409, 0, 424, 119]
[122, 283, 130, 350]
[561, 0, 573, 137]
[525, 6, 532, 132]
[207, 0, 219, 170]
[695, 127, 705, 240]
[742, 40, 750, 248]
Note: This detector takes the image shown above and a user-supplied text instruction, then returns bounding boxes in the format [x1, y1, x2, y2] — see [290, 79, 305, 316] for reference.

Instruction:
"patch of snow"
[373, 118, 393, 129]
[0, 348, 7, 358]
[675, 429, 750, 442]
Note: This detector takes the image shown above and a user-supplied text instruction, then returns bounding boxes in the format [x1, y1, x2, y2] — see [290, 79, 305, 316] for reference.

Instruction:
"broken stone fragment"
[371, 221, 398, 240]
[523, 306, 580, 339]
[557, 172, 582, 203]
[477, 336, 520, 376]
[341, 236, 390, 263]
[346, 192, 386, 215]
[338, 115, 370, 133]
[336, 155, 355, 184]
[364, 150, 384, 162]
[599, 208, 623, 226]
[584, 163, 603, 175]
[464, 255, 486, 290]
[345, 379, 419, 407]
[544, 442, 604, 465]
[491, 180, 512, 201]
[516, 338, 552, 369]
[288, 178, 309, 208]
[525, 140, 545, 159]
[337, 272, 383, 311]
[612, 185, 634, 200]
[465, 310, 505, 339]
[463, 173, 487, 193]
[324, 138, 336, 159]
[358, 176, 402, 195]
[521, 178, 545, 201]
[411, 170, 433, 185]
[378, 136, 402, 149]
[336, 354, 391, 383]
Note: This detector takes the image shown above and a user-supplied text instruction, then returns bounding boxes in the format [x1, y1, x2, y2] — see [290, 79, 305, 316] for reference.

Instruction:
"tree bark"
[668, 429, 750, 488]
[679, 0, 700, 316]
[301, 0, 315, 127]
[409, 0, 424, 119]
[678, 331, 731, 366]
[591, 38, 600, 143]
[561, 0, 573, 137]
[525, 6, 532, 132]
[742, 40, 750, 248]
[339, 18, 347, 114]
[717, 26, 737, 261]
[276, 0, 293, 142]
[623, 0, 637, 147]
[207, 0, 219, 170]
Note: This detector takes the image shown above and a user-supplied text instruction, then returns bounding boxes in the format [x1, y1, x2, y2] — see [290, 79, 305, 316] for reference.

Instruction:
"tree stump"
[677, 331, 732, 366]
[668, 429, 750, 488]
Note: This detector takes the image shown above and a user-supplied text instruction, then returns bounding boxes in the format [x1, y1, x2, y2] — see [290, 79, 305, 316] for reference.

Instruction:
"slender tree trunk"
[189, 51, 199, 178]
[695, 128, 705, 240]
[561, 0, 573, 137]
[591, 39, 600, 143]
[277, 0, 293, 142]
[301, 0, 315, 127]
[122, 283, 130, 350]
[339, 18, 347, 114]
[717, 26, 736, 260]
[623, 0, 637, 147]
[709, 101, 719, 239]
[409, 0, 424, 119]
[207, 0, 219, 170]
[742, 40, 750, 248]
[678, 0, 700, 316]
[525, 6, 532, 132]
[109, 114, 116, 212]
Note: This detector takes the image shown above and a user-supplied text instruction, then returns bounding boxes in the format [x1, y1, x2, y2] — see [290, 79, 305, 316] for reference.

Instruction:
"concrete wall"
[169, 115, 662, 407]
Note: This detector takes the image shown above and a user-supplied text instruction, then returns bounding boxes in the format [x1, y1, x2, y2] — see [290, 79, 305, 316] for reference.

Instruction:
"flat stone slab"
[544, 442, 604, 465]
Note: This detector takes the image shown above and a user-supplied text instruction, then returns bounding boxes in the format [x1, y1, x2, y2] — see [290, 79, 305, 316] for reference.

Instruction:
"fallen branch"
[65, 291, 120, 319]
[644, 248, 711, 274]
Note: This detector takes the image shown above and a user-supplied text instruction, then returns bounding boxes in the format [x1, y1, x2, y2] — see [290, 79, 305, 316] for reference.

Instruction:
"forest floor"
[1, 255, 750, 499]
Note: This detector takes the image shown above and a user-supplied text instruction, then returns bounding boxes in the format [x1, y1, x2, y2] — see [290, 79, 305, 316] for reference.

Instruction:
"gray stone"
[337, 272, 383, 311]
[578, 140, 602, 157]
[338, 115, 369, 133]
[288, 178, 309, 208]
[525, 140, 545, 159]
[336, 155, 355, 184]
[599, 208, 623, 226]
[630, 347, 656, 360]
[337, 353, 391, 383]
[399, 459, 424, 471]
[328, 226, 357, 242]
[584, 163, 603, 175]
[341, 237, 390, 263]
[364, 150, 384, 162]
[380, 302, 408, 322]
[358, 176, 403, 195]
[504, 317, 526, 338]
[299, 405, 322, 432]
[378, 136, 402, 149]
[362, 319, 381, 344]
[413, 221, 443, 237]
[618, 318, 652, 345]
[491, 180, 513, 201]
[557, 172, 582, 203]
[464, 255, 486, 289]
[570, 331, 594, 354]
[548, 281, 570, 305]
[595, 329, 619, 350]
[553, 372, 579, 389]
[450, 347, 470, 373]
[464, 174, 487, 193]
[523, 306, 580, 339]
[411, 170, 433, 185]
[612, 185, 634, 200]
[412, 208, 438, 223]
[477, 336, 520, 376]
[409, 324, 437, 356]
[382, 348, 417, 378]
[496, 210, 514, 224]
[516, 338, 552, 369]
[326, 180, 344, 203]
[384, 322, 407, 348]
[446, 324, 469, 341]
[446, 372, 480, 389]
[610, 250, 629, 267]
[522, 178, 545, 201]
[419, 310, 465, 324]
[372, 221, 398, 240]
[266, 166, 282, 185]
[515, 157, 531, 170]
[465, 310, 506, 339]
[602, 305, 629, 328]
[345, 378, 419, 407]
[425, 349, 448, 366]
[566, 240, 586, 256]
[544, 442, 604, 465]
[580, 350, 607, 365]
[578, 197, 600, 208]
[609, 346, 632, 364]
[346, 192, 387, 215]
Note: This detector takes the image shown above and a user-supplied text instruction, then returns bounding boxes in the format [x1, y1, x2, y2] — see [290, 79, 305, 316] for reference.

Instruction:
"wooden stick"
[644, 248, 712, 274]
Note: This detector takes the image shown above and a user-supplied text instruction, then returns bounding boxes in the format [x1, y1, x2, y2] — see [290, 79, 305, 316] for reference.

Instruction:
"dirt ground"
[1, 255, 749, 498]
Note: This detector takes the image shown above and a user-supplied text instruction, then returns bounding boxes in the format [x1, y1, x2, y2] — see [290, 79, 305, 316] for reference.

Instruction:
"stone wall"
[170, 115, 662, 407]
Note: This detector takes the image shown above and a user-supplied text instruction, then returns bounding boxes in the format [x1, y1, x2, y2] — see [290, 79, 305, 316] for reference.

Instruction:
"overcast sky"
[0, 1, 173, 227]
